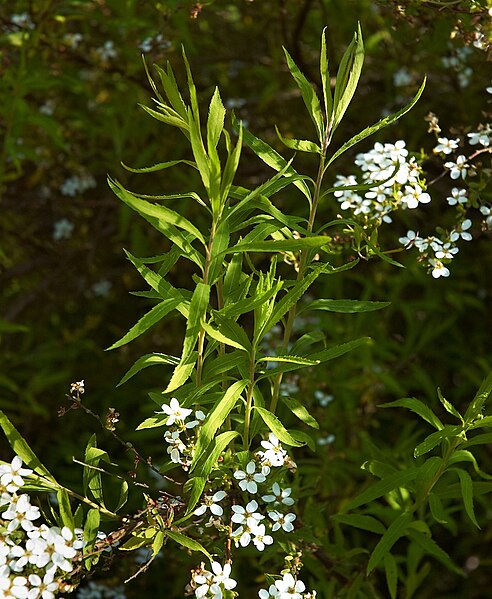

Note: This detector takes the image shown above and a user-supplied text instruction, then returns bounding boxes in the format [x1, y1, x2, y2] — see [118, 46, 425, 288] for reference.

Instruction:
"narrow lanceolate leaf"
[166, 530, 211, 560]
[413, 425, 462, 458]
[407, 530, 462, 575]
[437, 388, 463, 423]
[259, 355, 319, 366]
[367, 512, 412, 574]
[121, 159, 195, 173]
[332, 23, 364, 132]
[282, 396, 319, 429]
[83, 508, 101, 557]
[184, 476, 207, 516]
[283, 47, 324, 142]
[332, 513, 385, 535]
[298, 299, 390, 314]
[195, 431, 239, 479]
[254, 406, 304, 447]
[320, 28, 333, 124]
[154, 62, 189, 121]
[464, 370, 492, 423]
[0, 411, 56, 482]
[451, 467, 480, 528]
[326, 77, 426, 168]
[201, 321, 248, 351]
[384, 553, 398, 599]
[232, 113, 312, 201]
[275, 126, 321, 154]
[190, 380, 248, 471]
[125, 251, 191, 318]
[167, 283, 210, 392]
[57, 489, 74, 531]
[225, 236, 330, 254]
[342, 469, 419, 512]
[107, 299, 182, 351]
[378, 398, 443, 431]
[136, 415, 169, 431]
[108, 178, 206, 245]
[207, 87, 226, 153]
[117, 353, 179, 387]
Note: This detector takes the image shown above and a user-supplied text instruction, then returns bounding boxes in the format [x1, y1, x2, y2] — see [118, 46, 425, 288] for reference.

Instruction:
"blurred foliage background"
[1, 0, 491, 597]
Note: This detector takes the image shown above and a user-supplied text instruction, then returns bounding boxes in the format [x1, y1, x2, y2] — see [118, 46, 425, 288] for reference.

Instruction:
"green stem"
[243, 354, 256, 450]
[269, 148, 327, 413]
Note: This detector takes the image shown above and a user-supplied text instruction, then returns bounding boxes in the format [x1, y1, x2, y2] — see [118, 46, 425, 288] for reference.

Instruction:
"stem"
[269, 148, 327, 413]
[196, 220, 217, 386]
[243, 354, 256, 450]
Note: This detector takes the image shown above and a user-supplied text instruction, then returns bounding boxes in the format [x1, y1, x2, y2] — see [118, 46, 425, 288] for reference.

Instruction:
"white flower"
[446, 187, 467, 206]
[445, 155, 468, 180]
[164, 430, 187, 463]
[252, 524, 274, 551]
[275, 573, 305, 599]
[480, 205, 492, 229]
[260, 434, 287, 467]
[27, 572, 58, 599]
[194, 491, 227, 517]
[399, 230, 421, 248]
[259, 584, 280, 598]
[415, 236, 443, 253]
[53, 218, 74, 241]
[268, 510, 296, 532]
[231, 500, 264, 528]
[96, 40, 117, 61]
[262, 483, 294, 506]
[234, 461, 267, 494]
[467, 127, 491, 147]
[430, 259, 450, 279]
[450, 218, 472, 242]
[314, 390, 334, 406]
[434, 137, 459, 155]
[185, 410, 206, 429]
[0, 456, 32, 493]
[3, 494, 40, 532]
[393, 67, 412, 87]
[401, 184, 431, 209]
[160, 398, 192, 425]
[435, 243, 459, 260]
[210, 561, 237, 590]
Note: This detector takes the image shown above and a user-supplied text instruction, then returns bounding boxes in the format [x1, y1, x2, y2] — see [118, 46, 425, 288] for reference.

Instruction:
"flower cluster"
[60, 174, 96, 197]
[0, 456, 84, 599]
[189, 561, 237, 599]
[334, 140, 429, 225]
[258, 572, 316, 599]
[160, 398, 206, 469]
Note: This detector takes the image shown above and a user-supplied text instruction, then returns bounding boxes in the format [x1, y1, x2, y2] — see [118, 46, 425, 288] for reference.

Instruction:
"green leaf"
[320, 28, 333, 124]
[299, 299, 390, 314]
[121, 159, 195, 174]
[113, 480, 129, 513]
[428, 492, 449, 524]
[136, 415, 169, 431]
[451, 467, 480, 528]
[254, 406, 304, 447]
[259, 355, 319, 366]
[414, 425, 462, 458]
[332, 23, 364, 132]
[108, 178, 205, 245]
[166, 530, 211, 560]
[464, 370, 492, 423]
[184, 476, 207, 516]
[379, 398, 443, 431]
[194, 431, 239, 478]
[384, 553, 398, 599]
[125, 251, 191, 318]
[190, 380, 248, 471]
[275, 126, 321, 154]
[154, 61, 188, 120]
[83, 508, 101, 568]
[207, 87, 225, 152]
[166, 283, 210, 392]
[232, 113, 312, 201]
[225, 237, 330, 254]
[202, 320, 249, 351]
[57, 488, 74, 531]
[107, 299, 181, 351]
[117, 353, 179, 387]
[407, 530, 462, 576]
[332, 513, 385, 534]
[326, 77, 426, 168]
[367, 512, 412, 574]
[0, 410, 56, 482]
[283, 47, 324, 142]
[152, 530, 166, 557]
[281, 396, 319, 429]
[342, 469, 419, 512]
[437, 388, 463, 423]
